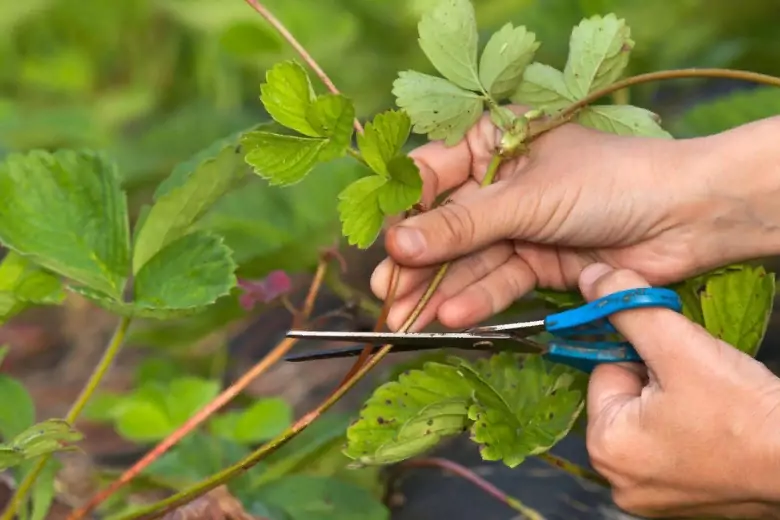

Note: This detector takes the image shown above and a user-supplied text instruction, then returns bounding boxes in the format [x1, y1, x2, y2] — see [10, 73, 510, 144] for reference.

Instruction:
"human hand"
[370, 107, 767, 331]
[580, 263, 780, 519]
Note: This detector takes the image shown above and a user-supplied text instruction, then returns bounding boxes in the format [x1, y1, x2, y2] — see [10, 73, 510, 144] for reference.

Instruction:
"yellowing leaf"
[510, 63, 574, 112]
[699, 265, 775, 357]
[132, 141, 248, 274]
[417, 0, 481, 91]
[577, 105, 672, 138]
[478, 23, 539, 100]
[133, 231, 236, 317]
[357, 110, 411, 177]
[393, 70, 484, 146]
[242, 132, 326, 186]
[0, 150, 130, 299]
[564, 14, 634, 98]
[305, 93, 355, 161]
[337, 176, 386, 249]
[260, 60, 318, 136]
[455, 353, 587, 468]
[344, 361, 474, 465]
[377, 156, 423, 215]
[0, 252, 64, 325]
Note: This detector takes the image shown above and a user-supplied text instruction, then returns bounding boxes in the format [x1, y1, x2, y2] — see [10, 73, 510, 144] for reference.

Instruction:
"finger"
[587, 362, 647, 420]
[437, 255, 537, 328]
[578, 263, 715, 376]
[384, 242, 514, 331]
[385, 179, 522, 266]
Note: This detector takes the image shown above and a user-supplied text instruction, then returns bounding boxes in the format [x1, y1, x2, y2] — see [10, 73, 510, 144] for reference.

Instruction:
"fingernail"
[392, 226, 426, 258]
[579, 263, 613, 289]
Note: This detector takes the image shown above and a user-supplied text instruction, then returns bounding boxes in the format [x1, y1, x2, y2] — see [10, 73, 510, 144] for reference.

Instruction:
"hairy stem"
[387, 457, 545, 519]
[530, 68, 780, 138]
[3, 315, 132, 520]
[294, 259, 329, 328]
[70, 260, 331, 520]
[243, 0, 364, 134]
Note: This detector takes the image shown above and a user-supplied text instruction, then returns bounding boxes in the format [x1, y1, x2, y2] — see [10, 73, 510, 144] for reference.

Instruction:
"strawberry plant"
[0, 0, 778, 519]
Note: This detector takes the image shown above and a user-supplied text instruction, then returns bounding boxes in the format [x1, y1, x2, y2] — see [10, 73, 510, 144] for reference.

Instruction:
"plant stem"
[535, 453, 609, 488]
[294, 260, 329, 328]
[70, 260, 332, 520]
[387, 457, 545, 520]
[2, 315, 132, 520]
[243, 0, 364, 135]
[529, 68, 780, 139]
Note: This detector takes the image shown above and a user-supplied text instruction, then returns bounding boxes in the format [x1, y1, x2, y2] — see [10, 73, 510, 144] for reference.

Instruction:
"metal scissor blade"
[285, 329, 520, 349]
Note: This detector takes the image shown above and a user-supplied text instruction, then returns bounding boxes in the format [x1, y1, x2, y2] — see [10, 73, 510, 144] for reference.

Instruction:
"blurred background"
[1, 0, 780, 519]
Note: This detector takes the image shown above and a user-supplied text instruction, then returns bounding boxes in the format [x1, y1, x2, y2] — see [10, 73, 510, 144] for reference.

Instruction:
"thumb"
[385, 182, 520, 266]
[578, 263, 715, 377]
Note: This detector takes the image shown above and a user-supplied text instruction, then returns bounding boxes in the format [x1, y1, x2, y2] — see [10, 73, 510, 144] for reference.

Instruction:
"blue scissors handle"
[541, 287, 682, 373]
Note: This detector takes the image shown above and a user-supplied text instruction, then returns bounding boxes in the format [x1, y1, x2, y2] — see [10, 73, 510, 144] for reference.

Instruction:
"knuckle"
[592, 268, 648, 297]
[436, 202, 476, 248]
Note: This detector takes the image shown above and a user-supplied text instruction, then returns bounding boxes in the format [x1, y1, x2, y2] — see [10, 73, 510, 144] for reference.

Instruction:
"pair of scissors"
[284, 287, 682, 373]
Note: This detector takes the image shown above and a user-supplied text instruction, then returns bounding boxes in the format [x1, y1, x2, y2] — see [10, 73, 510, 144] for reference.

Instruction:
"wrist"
[673, 117, 780, 267]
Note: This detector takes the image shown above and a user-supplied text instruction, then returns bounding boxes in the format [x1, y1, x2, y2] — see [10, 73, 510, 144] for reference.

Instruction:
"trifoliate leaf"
[417, 0, 481, 91]
[376, 156, 423, 215]
[564, 14, 634, 98]
[242, 131, 326, 186]
[478, 23, 539, 100]
[344, 361, 474, 465]
[260, 60, 318, 136]
[133, 231, 236, 317]
[304, 93, 355, 161]
[0, 150, 130, 299]
[132, 142, 248, 274]
[233, 398, 292, 443]
[0, 252, 64, 325]
[393, 70, 484, 146]
[337, 176, 387, 249]
[510, 63, 575, 112]
[577, 105, 672, 138]
[699, 265, 775, 357]
[357, 110, 411, 177]
[0, 373, 35, 440]
[455, 352, 587, 468]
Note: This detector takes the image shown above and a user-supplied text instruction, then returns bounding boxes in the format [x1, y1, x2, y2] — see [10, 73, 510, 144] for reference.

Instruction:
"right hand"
[371, 106, 762, 331]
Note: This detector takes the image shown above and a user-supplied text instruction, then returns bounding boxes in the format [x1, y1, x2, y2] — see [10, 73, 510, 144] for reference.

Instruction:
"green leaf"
[564, 14, 634, 98]
[114, 399, 171, 443]
[27, 457, 60, 520]
[337, 176, 387, 249]
[254, 475, 389, 520]
[377, 156, 423, 215]
[232, 398, 293, 443]
[534, 289, 584, 309]
[164, 377, 221, 426]
[0, 150, 130, 298]
[0, 345, 8, 368]
[699, 265, 776, 357]
[0, 252, 64, 325]
[344, 360, 474, 465]
[456, 353, 587, 468]
[417, 0, 481, 91]
[133, 231, 237, 318]
[577, 105, 672, 138]
[357, 110, 411, 177]
[242, 132, 326, 186]
[0, 375, 35, 440]
[0, 419, 82, 469]
[132, 142, 248, 273]
[510, 63, 574, 112]
[478, 23, 540, 99]
[304, 94, 355, 161]
[393, 70, 484, 146]
[260, 60, 318, 136]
